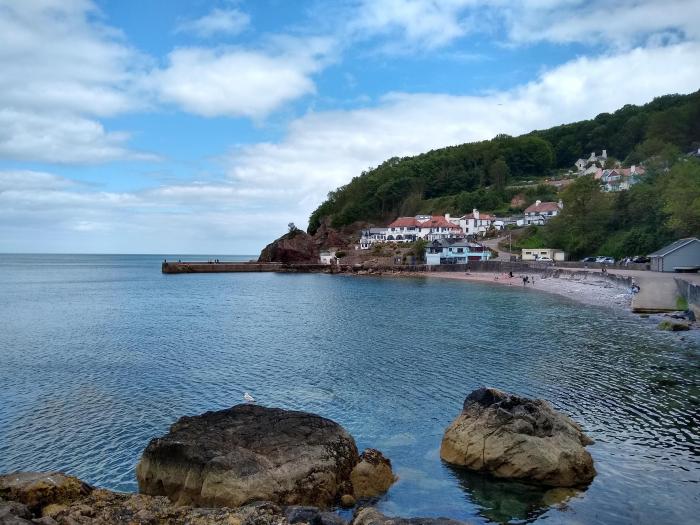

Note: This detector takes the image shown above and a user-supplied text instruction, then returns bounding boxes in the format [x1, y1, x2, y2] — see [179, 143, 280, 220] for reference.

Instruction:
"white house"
[319, 250, 336, 264]
[524, 200, 563, 225]
[575, 150, 607, 172]
[385, 215, 462, 242]
[521, 248, 566, 261]
[449, 209, 501, 236]
[359, 228, 388, 249]
[597, 165, 645, 192]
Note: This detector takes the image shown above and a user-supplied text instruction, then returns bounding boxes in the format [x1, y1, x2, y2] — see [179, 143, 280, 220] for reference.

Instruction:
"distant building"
[524, 200, 563, 225]
[521, 248, 566, 261]
[425, 239, 491, 266]
[450, 209, 501, 236]
[598, 165, 646, 192]
[319, 250, 336, 265]
[649, 238, 700, 272]
[575, 150, 608, 172]
[385, 215, 462, 243]
[359, 228, 388, 249]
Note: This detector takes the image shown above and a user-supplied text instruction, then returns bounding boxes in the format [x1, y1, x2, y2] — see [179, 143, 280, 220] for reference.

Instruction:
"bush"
[335, 251, 347, 259]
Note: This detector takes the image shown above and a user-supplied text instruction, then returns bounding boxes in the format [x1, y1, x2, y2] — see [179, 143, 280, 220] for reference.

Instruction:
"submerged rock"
[352, 507, 468, 525]
[136, 404, 395, 508]
[440, 388, 595, 487]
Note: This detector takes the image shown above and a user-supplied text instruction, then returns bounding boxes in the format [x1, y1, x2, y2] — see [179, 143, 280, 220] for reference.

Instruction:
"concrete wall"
[675, 277, 700, 317]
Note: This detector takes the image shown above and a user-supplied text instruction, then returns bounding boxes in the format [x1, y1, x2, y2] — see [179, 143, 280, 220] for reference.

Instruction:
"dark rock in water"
[285, 506, 347, 525]
[440, 388, 595, 487]
[258, 229, 319, 263]
[352, 507, 468, 525]
[658, 320, 690, 331]
[136, 404, 395, 508]
[0, 473, 92, 514]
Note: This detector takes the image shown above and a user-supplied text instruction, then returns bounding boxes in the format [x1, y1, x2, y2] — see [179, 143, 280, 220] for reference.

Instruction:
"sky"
[1, 0, 699, 254]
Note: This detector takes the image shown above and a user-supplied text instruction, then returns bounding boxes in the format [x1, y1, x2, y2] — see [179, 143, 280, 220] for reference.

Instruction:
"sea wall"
[675, 277, 700, 317]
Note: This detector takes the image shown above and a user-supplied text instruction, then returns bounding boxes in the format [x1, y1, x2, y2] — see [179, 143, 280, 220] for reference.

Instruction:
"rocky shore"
[1, 396, 595, 524]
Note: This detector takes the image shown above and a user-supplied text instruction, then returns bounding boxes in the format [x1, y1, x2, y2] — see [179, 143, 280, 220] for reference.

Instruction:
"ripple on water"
[0, 255, 698, 525]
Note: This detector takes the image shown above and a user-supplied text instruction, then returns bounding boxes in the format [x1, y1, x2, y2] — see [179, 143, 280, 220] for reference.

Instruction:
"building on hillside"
[385, 215, 462, 243]
[359, 228, 388, 249]
[575, 150, 607, 172]
[450, 209, 502, 236]
[597, 165, 646, 192]
[425, 239, 491, 266]
[648, 238, 700, 272]
[319, 250, 337, 264]
[524, 200, 563, 225]
[521, 248, 566, 261]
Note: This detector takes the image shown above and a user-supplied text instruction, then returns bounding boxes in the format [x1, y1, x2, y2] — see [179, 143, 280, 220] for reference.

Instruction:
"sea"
[0, 254, 697, 524]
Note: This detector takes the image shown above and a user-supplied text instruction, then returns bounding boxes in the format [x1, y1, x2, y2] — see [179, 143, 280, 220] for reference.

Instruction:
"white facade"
[319, 251, 336, 264]
[521, 248, 566, 261]
[524, 200, 563, 225]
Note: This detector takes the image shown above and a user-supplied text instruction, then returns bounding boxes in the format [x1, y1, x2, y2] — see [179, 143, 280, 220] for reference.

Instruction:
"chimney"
[631, 165, 636, 174]
[535, 200, 541, 206]
[473, 208, 479, 220]
[445, 213, 450, 221]
[558, 199, 563, 209]
[602, 149, 607, 158]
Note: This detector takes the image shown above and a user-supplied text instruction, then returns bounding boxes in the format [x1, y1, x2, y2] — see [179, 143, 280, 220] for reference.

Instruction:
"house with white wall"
[524, 200, 563, 225]
[449, 209, 501, 236]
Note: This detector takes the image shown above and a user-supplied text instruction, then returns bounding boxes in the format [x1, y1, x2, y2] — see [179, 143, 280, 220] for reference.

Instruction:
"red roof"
[525, 201, 560, 213]
[387, 215, 460, 230]
[387, 217, 419, 228]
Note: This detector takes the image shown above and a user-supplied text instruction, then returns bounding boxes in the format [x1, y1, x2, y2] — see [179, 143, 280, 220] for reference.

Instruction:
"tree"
[489, 158, 510, 190]
[661, 160, 700, 237]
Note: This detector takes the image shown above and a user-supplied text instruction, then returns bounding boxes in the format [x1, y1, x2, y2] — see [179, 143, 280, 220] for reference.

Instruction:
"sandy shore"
[417, 270, 634, 311]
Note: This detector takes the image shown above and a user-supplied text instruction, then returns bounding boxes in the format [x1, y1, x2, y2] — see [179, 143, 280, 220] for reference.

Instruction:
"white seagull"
[243, 392, 256, 403]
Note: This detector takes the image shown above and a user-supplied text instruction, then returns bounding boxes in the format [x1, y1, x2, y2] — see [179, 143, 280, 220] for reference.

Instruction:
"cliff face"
[258, 222, 352, 263]
[258, 229, 319, 263]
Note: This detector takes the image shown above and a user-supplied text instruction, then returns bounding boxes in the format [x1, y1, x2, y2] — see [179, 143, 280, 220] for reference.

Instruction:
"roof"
[387, 215, 460, 229]
[463, 213, 495, 220]
[648, 238, 700, 258]
[387, 217, 419, 228]
[524, 201, 560, 214]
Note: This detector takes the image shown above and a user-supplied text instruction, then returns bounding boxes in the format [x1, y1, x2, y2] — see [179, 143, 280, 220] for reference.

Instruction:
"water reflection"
[449, 466, 584, 524]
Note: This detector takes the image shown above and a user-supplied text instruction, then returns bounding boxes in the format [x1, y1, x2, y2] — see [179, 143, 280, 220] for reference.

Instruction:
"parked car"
[538, 256, 553, 262]
[581, 256, 597, 263]
[598, 256, 615, 264]
[633, 256, 650, 263]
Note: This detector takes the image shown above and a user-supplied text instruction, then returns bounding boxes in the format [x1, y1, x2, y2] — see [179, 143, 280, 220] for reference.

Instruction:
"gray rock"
[137, 405, 366, 508]
[0, 501, 33, 525]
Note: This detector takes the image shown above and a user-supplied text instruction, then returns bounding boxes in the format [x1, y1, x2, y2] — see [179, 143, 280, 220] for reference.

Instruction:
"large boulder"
[440, 388, 595, 487]
[0, 472, 92, 514]
[258, 229, 319, 263]
[136, 405, 395, 508]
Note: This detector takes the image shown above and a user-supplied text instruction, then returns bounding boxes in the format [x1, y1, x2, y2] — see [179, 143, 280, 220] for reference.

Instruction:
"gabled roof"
[649, 238, 700, 258]
[387, 217, 419, 228]
[419, 216, 461, 229]
[463, 213, 495, 221]
[524, 201, 560, 213]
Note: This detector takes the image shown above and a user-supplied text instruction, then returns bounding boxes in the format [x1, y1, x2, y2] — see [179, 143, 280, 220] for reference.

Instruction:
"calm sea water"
[0, 254, 698, 525]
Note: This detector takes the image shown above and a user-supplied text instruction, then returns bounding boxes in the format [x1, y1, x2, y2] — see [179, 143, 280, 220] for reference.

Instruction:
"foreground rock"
[440, 388, 595, 487]
[353, 508, 467, 525]
[0, 472, 92, 514]
[0, 473, 467, 525]
[137, 405, 395, 508]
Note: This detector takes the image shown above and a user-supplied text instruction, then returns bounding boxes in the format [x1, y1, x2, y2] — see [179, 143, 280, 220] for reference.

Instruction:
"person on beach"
[531, 275, 535, 285]
[522, 275, 529, 286]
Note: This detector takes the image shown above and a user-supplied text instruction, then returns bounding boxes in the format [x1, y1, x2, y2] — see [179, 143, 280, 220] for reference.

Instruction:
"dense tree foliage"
[309, 90, 700, 234]
[540, 159, 700, 258]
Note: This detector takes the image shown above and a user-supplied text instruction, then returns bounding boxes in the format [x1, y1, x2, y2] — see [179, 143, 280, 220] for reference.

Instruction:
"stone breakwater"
[0, 396, 594, 524]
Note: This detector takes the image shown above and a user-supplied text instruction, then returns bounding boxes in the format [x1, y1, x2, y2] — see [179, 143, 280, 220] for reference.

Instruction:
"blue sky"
[1, 0, 699, 254]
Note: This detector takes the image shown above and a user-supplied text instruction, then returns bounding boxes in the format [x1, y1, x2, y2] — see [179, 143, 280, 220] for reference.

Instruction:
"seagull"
[243, 392, 256, 403]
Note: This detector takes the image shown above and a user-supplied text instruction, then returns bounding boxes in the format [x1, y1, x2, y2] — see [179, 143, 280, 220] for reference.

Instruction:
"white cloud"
[150, 37, 335, 118]
[0, 0, 151, 163]
[347, 0, 700, 50]
[176, 7, 251, 38]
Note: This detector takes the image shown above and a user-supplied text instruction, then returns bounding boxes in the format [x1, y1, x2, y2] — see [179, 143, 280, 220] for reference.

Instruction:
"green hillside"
[308, 90, 700, 241]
